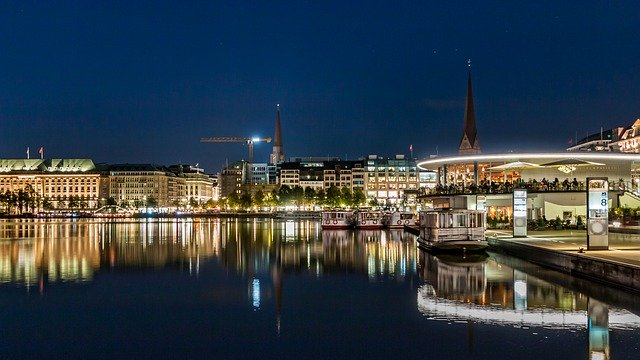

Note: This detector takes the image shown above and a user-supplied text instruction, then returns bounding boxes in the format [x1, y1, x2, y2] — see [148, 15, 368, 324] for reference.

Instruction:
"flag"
[26, 147, 29, 159]
[38, 147, 43, 159]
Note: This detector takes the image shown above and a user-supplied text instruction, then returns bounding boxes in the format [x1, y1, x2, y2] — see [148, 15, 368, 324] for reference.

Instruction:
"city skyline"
[1, 2, 639, 172]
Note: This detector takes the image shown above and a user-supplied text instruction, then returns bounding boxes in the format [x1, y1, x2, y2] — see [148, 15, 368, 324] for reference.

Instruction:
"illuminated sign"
[513, 189, 527, 237]
[587, 177, 608, 250]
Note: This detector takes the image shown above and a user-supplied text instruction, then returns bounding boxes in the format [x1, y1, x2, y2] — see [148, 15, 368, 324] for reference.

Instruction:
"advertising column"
[587, 177, 609, 250]
[513, 189, 527, 237]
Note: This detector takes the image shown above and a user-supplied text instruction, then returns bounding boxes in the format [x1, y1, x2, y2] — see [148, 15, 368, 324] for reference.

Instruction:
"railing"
[423, 178, 633, 197]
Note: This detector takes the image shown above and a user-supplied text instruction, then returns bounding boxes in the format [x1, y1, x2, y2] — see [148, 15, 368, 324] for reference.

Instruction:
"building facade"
[0, 159, 103, 211]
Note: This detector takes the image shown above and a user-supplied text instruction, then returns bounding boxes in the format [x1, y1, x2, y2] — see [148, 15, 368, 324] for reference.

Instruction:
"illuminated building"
[0, 159, 104, 210]
[365, 155, 435, 205]
[322, 160, 364, 190]
[108, 163, 184, 207]
[417, 152, 640, 221]
[169, 165, 216, 204]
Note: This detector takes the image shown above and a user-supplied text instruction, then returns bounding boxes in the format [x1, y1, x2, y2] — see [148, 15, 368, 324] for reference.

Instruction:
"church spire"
[270, 104, 285, 164]
[459, 60, 481, 155]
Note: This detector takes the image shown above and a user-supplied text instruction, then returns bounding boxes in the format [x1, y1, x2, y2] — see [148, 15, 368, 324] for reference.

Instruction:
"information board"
[513, 189, 527, 237]
[586, 177, 608, 250]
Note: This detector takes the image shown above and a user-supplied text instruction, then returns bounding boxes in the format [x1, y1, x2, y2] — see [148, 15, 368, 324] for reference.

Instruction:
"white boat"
[321, 210, 355, 229]
[355, 210, 387, 229]
[386, 211, 417, 228]
[417, 209, 488, 252]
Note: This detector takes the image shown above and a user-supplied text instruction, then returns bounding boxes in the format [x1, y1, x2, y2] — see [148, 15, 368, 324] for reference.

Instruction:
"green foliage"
[340, 187, 352, 207]
[240, 193, 252, 209]
[277, 185, 292, 205]
[352, 188, 366, 208]
[253, 190, 265, 207]
[326, 186, 342, 208]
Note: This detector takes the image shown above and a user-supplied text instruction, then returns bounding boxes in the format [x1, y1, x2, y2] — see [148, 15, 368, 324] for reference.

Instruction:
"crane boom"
[200, 137, 272, 163]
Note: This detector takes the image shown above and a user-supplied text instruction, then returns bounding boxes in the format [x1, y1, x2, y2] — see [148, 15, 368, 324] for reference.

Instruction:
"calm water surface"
[1, 218, 639, 359]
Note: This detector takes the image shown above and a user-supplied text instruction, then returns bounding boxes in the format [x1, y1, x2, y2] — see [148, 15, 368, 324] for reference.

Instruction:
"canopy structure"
[540, 159, 605, 167]
[488, 161, 541, 171]
[541, 158, 605, 175]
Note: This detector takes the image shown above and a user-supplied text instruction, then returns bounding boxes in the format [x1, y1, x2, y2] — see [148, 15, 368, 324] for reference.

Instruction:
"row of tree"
[0, 185, 371, 214]
[0, 186, 96, 214]
[221, 185, 369, 210]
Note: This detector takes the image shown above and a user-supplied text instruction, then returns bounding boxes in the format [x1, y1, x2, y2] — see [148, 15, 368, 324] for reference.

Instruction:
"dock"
[487, 229, 640, 293]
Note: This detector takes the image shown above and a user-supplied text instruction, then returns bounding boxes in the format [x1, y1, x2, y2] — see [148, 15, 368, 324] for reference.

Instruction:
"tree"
[267, 189, 279, 207]
[316, 189, 326, 207]
[253, 190, 265, 208]
[304, 187, 317, 207]
[42, 197, 53, 211]
[326, 186, 341, 208]
[146, 196, 158, 208]
[107, 197, 118, 206]
[277, 185, 292, 206]
[240, 193, 252, 210]
[340, 187, 352, 207]
[352, 188, 366, 208]
[291, 186, 304, 208]
[189, 197, 199, 209]
[227, 192, 240, 210]
[68, 195, 80, 209]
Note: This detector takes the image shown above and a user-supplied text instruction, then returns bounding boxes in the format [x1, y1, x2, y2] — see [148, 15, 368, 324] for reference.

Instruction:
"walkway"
[488, 229, 640, 292]
[490, 229, 640, 267]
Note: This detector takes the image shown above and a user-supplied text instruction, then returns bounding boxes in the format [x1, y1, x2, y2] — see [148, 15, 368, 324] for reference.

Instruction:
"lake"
[1, 218, 639, 359]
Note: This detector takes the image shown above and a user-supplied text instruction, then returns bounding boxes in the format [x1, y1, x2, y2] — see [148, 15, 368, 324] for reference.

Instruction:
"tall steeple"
[459, 60, 481, 155]
[270, 104, 285, 164]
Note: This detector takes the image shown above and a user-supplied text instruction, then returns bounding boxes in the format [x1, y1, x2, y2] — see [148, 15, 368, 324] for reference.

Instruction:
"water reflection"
[417, 250, 640, 360]
[0, 219, 417, 289]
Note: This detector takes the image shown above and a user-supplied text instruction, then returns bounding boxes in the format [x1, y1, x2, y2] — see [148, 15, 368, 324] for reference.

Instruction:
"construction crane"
[200, 137, 272, 163]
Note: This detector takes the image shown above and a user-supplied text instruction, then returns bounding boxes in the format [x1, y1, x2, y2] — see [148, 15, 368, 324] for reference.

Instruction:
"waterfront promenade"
[489, 228, 640, 292]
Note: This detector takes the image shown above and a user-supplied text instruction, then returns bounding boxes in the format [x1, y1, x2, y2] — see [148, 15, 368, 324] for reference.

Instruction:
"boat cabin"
[419, 209, 486, 242]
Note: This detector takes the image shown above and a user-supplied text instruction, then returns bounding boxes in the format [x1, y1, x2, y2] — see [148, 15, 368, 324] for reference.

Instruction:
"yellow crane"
[200, 137, 272, 163]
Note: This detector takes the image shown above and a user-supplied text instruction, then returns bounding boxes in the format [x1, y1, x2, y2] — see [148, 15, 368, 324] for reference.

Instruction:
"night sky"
[1, 1, 639, 173]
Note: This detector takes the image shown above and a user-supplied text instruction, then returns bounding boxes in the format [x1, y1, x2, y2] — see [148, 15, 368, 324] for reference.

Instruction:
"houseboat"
[321, 210, 355, 229]
[355, 210, 387, 229]
[386, 211, 418, 228]
[417, 209, 488, 252]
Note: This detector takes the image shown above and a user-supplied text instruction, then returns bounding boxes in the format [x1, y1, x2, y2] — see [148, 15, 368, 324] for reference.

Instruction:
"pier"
[488, 229, 640, 293]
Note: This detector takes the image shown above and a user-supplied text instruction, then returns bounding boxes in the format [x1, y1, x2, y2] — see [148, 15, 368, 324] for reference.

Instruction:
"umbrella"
[488, 161, 541, 170]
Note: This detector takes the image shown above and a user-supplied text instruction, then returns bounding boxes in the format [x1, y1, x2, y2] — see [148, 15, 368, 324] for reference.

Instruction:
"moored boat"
[386, 211, 417, 228]
[417, 209, 488, 252]
[321, 210, 355, 229]
[355, 210, 387, 229]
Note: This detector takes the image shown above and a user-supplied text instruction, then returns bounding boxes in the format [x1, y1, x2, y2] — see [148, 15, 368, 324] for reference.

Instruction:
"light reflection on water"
[1, 218, 640, 358]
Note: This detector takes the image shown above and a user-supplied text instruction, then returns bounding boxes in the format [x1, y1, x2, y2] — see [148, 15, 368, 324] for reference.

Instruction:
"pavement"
[489, 229, 640, 268]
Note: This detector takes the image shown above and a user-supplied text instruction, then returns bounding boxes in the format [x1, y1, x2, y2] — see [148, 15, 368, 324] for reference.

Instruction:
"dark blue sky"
[1, 1, 639, 172]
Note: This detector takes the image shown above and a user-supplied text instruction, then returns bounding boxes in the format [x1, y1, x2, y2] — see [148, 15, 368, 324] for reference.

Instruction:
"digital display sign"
[587, 177, 608, 250]
[513, 189, 527, 237]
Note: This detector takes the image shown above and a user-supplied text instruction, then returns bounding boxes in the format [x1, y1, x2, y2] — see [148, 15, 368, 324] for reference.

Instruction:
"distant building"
[567, 127, 625, 152]
[365, 155, 435, 205]
[458, 69, 481, 155]
[168, 165, 215, 204]
[218, 160, 247, 198]
[269, 104, 286, 164]
[323, 160, 365, 190]
[108, 164, 183, 207]
[0, 159, 104, 210]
